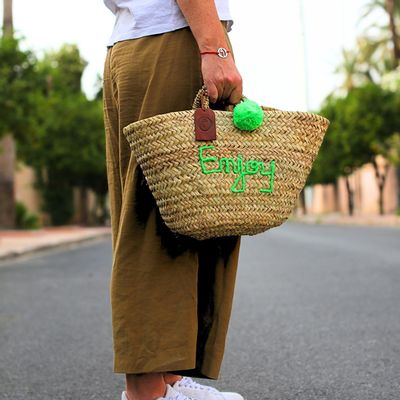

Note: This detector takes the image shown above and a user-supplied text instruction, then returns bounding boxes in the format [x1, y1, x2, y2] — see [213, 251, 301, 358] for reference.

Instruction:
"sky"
[2, 0, 376, 111]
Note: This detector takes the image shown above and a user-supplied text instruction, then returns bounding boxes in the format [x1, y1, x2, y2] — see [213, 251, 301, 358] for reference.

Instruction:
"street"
[1, 223, 399, 400]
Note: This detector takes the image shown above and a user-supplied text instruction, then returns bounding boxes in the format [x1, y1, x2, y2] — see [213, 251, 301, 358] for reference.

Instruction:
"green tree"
[0, 0, 15, 228]
[314, 84, 400, 215]
[308, 95, 345, 185]
[20, 45, 107, 226]
[35, 95, 106, 225]
[36, 44, 88, 95]
[0, 36, 39, 143]
[0, 0, 41, 228]
[343, 84, 400, 215]
[307, 95, 347, 213]
[311, 93, 371, 215]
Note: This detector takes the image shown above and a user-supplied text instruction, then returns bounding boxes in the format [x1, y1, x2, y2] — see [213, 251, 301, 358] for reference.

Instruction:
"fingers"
[221, 84, 234, 102]
[205, 82, 219, 104]
[229, 84, 243, 105]
[207, 79, 241, 104]
[201, 57, 243, 104]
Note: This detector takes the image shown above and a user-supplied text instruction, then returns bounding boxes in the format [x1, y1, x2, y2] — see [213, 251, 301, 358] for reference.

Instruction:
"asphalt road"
[0, 223, 399, 400]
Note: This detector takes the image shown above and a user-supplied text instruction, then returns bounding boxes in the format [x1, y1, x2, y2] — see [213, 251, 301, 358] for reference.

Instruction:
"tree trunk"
[95, 193, 108, 225]
[3, 0, 13, 36]
[372, 158, 390, 216]
[386, 0, 400, 65]
[79, 186, 89, 226]
[299, 188, 307, 215]
[333, 181, 339, 212]
[0, 134, 16, 228]
[0, 0, 16, 229]
[379, 187, 385, 215]
[345, 176, 355, 216]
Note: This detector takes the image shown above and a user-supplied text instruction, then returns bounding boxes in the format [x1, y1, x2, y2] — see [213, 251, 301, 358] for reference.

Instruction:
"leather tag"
[194, 108, 216, 141]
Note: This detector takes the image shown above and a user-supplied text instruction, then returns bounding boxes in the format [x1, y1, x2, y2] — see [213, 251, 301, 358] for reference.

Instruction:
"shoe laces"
[169, 390, 195, 400]
[176, 377, 219, 393]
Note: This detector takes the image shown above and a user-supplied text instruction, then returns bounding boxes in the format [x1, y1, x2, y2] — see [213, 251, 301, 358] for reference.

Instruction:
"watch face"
[217, 47, 229, 58]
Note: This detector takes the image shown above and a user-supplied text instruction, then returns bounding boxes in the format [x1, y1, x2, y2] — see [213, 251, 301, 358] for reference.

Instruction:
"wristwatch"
[200, 47, 230, 59]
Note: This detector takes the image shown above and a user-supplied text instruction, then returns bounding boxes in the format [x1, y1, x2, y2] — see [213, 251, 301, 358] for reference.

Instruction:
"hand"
[201, 54, 243, 105]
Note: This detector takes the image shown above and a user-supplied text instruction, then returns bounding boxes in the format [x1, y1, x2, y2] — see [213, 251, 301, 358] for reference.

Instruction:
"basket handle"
[192, 85, 244, 111]
[192, 85, 210, 110]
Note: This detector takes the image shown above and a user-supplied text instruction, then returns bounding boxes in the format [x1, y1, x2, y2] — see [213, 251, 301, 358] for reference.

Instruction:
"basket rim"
[122, 107, 330, 137]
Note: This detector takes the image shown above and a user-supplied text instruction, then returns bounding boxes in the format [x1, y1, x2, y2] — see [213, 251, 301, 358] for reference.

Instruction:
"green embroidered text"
[199, 145, 275, 193]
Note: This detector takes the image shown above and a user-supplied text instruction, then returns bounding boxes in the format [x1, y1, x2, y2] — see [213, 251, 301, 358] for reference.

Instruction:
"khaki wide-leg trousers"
[102, 24, 241, 380]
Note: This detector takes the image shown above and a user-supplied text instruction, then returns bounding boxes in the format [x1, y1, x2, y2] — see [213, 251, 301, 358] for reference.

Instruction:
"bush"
[42, 182, 74, 226]
[15, 201, 41, 229]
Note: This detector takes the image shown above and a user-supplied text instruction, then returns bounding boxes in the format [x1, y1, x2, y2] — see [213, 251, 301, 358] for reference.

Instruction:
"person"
[102, 1, 243, 399]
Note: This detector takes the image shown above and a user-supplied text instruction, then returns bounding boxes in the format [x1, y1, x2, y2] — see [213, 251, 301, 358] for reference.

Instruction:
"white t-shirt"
[104, 0, 233, 46]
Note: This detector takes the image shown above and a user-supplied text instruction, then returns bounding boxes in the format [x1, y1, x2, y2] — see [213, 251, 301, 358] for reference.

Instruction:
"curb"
[0, 231, 111, 264]
[289, 215, 400, 228]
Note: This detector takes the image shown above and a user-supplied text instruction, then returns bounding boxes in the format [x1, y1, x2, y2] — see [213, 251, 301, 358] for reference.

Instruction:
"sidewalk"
[0, 225, 111, 262]
[291, 213, 400, 228]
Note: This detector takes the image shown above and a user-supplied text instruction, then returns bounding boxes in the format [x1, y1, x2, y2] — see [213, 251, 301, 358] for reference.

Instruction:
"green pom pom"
[233, 99, 264, 131]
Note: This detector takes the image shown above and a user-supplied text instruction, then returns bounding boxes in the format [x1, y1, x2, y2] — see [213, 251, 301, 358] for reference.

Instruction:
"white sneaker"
[122, 384, 195, 400]
[172, 377, 244, 400]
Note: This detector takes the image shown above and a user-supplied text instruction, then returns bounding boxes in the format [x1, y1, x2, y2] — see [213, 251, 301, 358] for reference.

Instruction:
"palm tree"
[335, 45, 377, 91]
[383, 0, 400, 63]
[0, 0, 16, 228]
[362, 0, 400, 67]
[335, 29, 392, 90]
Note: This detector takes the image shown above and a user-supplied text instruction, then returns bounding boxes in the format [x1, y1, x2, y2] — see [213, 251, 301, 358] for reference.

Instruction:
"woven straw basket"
[123, 86, 329, 240]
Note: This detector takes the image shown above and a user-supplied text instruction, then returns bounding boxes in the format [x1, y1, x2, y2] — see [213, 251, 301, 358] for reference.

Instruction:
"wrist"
[200, 47, 231, 58]
[197, 30, 228, 53]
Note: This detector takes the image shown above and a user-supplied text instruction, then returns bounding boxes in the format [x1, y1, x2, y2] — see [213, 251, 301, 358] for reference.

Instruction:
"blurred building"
[15, 161, 110, 227]
[305, 156, 398, 215]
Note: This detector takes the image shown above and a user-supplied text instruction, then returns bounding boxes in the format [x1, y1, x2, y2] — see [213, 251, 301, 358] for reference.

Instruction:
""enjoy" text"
[199, 145, 275, 193]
